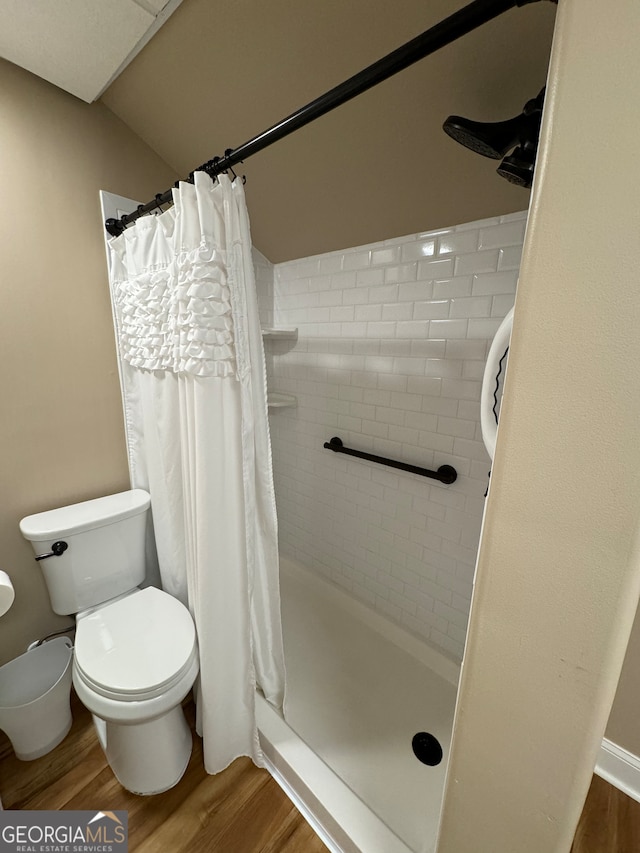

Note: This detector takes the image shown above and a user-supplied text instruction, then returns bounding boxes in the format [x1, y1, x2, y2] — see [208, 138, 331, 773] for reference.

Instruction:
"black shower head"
[443, 89, 545, 189]
[442, 113, 529, 160]
[496, 144, 537, 187]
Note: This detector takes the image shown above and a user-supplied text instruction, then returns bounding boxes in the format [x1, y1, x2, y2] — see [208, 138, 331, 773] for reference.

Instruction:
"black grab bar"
[323, 437, 457, 485]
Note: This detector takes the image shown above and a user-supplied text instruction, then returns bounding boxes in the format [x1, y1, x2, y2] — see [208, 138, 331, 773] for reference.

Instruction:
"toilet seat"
[74, 586, 197, 702]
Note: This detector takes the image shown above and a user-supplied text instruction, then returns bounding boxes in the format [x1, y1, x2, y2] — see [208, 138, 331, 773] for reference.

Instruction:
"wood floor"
[571, 773, 640, 853]
[1, 693, 640, 852]
[0, 695, 329, 853]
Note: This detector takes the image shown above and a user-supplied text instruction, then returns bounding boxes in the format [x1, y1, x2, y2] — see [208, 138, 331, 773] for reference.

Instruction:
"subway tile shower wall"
[260, 211, 526, 662]
[253, 248, 275, 328]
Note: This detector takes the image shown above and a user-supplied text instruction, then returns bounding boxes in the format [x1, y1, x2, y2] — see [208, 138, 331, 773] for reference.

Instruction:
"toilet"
[19, 489, 199, 795]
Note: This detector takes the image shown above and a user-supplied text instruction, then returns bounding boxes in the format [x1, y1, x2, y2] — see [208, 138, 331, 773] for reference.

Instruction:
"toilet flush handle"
[34, 541, 68, 561]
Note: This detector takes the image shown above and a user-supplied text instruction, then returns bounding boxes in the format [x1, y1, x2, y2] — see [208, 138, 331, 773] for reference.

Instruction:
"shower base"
[257, 557, 459, 853]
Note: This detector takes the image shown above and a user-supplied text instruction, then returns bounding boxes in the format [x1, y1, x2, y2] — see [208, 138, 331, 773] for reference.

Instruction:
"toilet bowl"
[19, 489, 200, 795]
[72, 586, 199, 795]
[0, 637, 73, 760]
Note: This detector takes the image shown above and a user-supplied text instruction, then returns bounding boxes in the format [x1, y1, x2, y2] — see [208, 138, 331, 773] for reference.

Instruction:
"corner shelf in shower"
[261, 327, 298, 340]
[267, 392, 297, 409]
[263, 329, 298, 408]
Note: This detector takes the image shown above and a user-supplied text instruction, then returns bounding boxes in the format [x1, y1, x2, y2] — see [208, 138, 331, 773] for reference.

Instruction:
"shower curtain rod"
[105, 0, 551, 238]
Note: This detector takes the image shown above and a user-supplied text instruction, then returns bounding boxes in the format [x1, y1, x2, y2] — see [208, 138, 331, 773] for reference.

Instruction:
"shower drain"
[411, 731, 443, 766]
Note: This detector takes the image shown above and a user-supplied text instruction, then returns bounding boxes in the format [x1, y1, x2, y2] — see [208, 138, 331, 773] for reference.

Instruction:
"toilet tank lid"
[19, 489, 151, 541]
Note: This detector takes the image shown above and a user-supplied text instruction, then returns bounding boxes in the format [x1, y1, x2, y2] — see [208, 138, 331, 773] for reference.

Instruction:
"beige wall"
[101, 0, 556, 263]
[606, 610, 640, 756]
[437, 1, 640, 851]
[0, 59, 177, 665]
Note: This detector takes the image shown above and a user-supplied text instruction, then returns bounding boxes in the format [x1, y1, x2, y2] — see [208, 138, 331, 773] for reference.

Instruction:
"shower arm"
[105, 0, 555, 237]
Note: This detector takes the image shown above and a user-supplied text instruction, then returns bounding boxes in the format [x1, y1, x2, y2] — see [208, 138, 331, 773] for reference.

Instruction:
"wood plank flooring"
[2, 692, 640, 852]
[0, 694, 329, 853]
[571, 772, 640, 853]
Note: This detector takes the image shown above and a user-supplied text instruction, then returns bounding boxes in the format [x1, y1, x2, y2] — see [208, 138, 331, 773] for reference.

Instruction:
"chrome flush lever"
[35, 541, 68, 561]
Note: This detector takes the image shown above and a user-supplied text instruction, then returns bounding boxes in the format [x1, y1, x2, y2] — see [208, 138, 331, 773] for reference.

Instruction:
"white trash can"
[0, 637, 73, 760]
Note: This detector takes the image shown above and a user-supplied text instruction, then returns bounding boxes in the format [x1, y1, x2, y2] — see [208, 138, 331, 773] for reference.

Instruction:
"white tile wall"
[258, 212, 526, 662]
[253, 248, 274, 328]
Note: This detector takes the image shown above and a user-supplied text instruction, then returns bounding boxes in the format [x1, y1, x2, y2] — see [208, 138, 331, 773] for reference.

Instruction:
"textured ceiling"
[102, 0, 557, 262]
[0, 0, 184, 103]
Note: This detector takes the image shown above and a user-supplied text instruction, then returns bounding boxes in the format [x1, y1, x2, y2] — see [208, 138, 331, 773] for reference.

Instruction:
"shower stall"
[96, 1, 640, 848]
[104, 1, 640, 849]
[102, 183, 523, 849]
[101, 140, 525, 850]
[253, 210, 525, 852]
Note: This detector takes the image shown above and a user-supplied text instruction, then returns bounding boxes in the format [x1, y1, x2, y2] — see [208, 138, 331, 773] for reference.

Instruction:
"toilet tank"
[19, 490, 151, 616]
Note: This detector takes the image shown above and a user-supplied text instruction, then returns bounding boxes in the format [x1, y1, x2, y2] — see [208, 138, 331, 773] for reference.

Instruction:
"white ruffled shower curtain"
[107, 172, 285, 773]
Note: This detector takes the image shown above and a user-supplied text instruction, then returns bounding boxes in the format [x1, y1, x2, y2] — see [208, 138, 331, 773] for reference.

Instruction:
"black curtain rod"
[105, 0, 551, 238]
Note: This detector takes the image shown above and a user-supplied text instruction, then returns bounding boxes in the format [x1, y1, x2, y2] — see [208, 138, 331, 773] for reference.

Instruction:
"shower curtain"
[107, 171, 285, 774]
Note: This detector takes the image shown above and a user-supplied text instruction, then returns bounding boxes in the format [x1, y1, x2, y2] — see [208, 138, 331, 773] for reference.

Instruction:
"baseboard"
[596, 738, 640, 803]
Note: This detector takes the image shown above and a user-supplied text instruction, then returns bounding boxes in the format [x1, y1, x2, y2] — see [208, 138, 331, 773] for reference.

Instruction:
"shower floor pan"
[257, 557, 459, 853]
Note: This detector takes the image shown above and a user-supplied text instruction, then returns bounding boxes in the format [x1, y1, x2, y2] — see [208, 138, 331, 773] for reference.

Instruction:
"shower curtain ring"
[205, 156, 222, 182]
